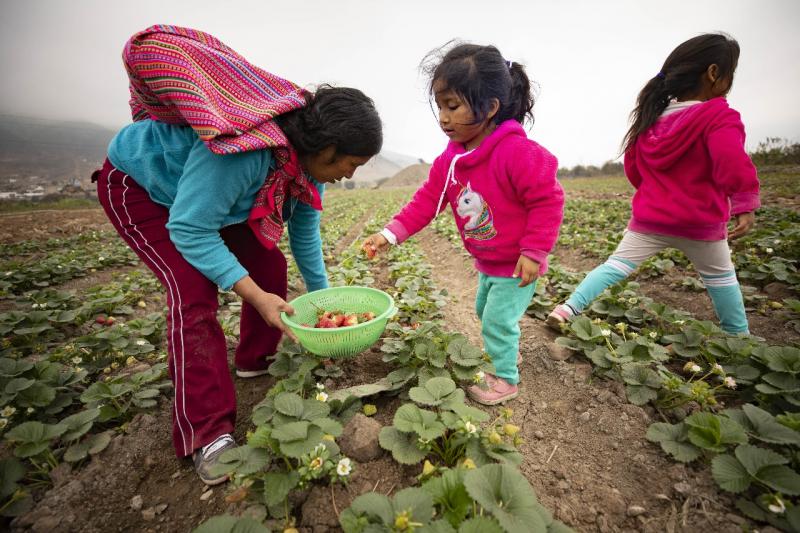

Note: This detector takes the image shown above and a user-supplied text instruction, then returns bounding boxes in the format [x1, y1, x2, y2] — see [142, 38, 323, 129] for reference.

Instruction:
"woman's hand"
[512, 256, 540, 288]
[729, 211, 755, 239]
[362, 233, 390, 258]
[233, 276, 298, 342]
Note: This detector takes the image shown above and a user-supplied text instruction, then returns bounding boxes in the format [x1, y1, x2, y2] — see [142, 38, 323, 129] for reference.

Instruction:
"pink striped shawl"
[123, 24, 322, 249]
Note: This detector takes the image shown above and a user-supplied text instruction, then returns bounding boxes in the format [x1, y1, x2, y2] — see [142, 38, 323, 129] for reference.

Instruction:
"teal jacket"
[108, 120, 328, 291]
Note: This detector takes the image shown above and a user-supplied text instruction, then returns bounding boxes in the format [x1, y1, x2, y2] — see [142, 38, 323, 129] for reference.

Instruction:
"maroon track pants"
[94, 159, 286, 457]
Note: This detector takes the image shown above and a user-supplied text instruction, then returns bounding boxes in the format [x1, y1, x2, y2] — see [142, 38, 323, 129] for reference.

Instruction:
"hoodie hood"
[442, 119, 528, 169]
[635, 97, 732, 170]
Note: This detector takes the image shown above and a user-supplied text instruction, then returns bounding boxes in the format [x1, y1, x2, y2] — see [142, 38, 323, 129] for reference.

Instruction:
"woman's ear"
[319, 145, 337, 164]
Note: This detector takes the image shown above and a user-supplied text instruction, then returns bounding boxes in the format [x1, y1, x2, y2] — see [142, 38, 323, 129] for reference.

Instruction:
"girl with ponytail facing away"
[547, 33, 759, 336]
[363, 42, 565, 405]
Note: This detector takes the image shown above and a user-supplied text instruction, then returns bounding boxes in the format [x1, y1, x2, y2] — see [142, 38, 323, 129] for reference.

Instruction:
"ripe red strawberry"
[95, 316, 107, 324]
[342, 314, 359, 327]
[332, 313, 346, 327]
[317, 318, 337, 328]
[361, 312, 376, 322]
[362, 242, 377, 259]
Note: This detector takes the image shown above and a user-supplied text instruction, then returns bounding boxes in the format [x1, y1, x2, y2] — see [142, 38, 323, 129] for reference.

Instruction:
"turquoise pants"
[475, 273, 537, 385]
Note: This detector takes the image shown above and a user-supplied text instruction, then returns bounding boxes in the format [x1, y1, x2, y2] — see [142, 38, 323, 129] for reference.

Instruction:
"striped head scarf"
[123, 25, 322, 249]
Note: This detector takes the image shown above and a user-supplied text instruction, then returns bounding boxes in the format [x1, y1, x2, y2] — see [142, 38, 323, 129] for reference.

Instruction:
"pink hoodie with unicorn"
[385, 120, 564, 277]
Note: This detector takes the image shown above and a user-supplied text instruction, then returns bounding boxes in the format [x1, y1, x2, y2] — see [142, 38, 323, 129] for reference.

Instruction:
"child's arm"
[706, 110, 761, 218]
[508, 142, 565, 275]
[624, 146, 643, 189]
[287, 181, 329, 292]
[382, 157, 448, 244]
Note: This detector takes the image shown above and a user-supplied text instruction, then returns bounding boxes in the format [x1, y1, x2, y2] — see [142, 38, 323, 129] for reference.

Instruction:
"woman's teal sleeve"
[166, 143, 270, 290]
[287, 181, 329, 292]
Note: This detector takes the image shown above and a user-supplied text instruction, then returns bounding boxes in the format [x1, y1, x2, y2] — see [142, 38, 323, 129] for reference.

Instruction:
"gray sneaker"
[193, 434, 236, 486]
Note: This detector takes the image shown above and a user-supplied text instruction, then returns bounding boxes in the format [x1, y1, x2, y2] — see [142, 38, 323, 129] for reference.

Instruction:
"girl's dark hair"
[622, 33, 740, 153]
[422, 41, 535, 126]
[275, 85, 383, 158]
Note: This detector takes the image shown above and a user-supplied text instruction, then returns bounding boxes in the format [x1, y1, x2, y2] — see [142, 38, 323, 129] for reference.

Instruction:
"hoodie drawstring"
[434, 150, 473, 217]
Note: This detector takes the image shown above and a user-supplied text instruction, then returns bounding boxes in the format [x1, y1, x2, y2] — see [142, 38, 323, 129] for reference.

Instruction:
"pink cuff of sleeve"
[385, 220, 410, 244]
[521, 248, 548, 264]
[730, 192, 761, 215]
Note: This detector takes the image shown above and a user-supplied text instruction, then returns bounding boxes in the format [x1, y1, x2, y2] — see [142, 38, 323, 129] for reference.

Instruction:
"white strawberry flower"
[315, 391, 329, 402]
[336, 457, 352, 476]
[768, 495, 785, 514]
[766, 248, 774, 254]
[464, 421, 478, 435]
[0, 418, 8, 430]
[1, 406, 16, 417]
[649, 331, 658, 339]
[71, 356, 82, 365]
[601, 329, 611, 337]
[98, 256, 105, 261]
[135, 340, 146, 346]
[315, 383, 325, 390]
[690, 364, 702, 373]
[4, 272, 12, 276]
[723, 376, 737, 389]
[712, 363, 724, 374]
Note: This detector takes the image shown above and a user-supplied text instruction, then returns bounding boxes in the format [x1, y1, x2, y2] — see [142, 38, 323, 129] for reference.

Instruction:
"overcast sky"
[1, 0, 798, 167]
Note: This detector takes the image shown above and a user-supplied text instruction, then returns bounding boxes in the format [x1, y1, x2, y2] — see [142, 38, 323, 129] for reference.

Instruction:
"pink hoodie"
[624, 97, 760, 240]
[386, 120, 564, 277]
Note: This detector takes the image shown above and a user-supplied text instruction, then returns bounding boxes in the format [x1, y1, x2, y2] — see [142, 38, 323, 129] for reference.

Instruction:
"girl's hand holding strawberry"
[362, 233, 390, 258]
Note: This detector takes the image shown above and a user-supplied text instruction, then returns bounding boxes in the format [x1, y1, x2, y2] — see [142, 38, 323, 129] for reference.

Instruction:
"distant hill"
[0, 115, 116, 192]
[341, 151, 426, 188]
[380, 163, 432, 188]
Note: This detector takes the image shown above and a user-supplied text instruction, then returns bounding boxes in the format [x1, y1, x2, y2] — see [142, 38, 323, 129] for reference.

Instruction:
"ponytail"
[497, 61, 535, 125]
[622, 33, 740, 154]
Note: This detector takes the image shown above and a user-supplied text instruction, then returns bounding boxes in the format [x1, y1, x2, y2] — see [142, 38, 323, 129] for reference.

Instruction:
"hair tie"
[505, 60, 512, 69]
[656, 72, 666, 80]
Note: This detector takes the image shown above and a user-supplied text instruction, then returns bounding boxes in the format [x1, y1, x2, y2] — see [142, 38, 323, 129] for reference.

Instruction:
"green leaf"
[756, 465, 800, 495]
[393, 487, 435, 527]
[742, 404, 800, 445]
[346, 491, 394, 525]
[464, 464, 546, 533]
[15, 382, 56, 408]
[394, 404, 445, 440]
[734, 444, 788, 476]
[0, 458, 26, 500]
[5, 421, 67, 458]
[273, 392, 304, 418]
[279, 426, 324, 459]
[625, 385, 658, 406]
[711, 454, 751, 493]
[271, 421, 310, 443]
[571, 317, 602, 341]
[419, 520, 457, 533]
[60, 408, 101, 442]
[301, 398, 331, 421]
[378, 427, 426, 465]
[262, 471, 299, 507]
[4, 378, 34, 394]
[311, 417, 343, 437]
[645, 422, 701, 463]
[458, 517, 504, 533]
[409, 377, 457, 406]
[423, 469, 470, 528]
[209, 445, 269, 477]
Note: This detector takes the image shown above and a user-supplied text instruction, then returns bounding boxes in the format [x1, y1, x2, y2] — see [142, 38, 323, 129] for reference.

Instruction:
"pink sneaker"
[545, 304, 574, 333]
[468, 374, 519, 405]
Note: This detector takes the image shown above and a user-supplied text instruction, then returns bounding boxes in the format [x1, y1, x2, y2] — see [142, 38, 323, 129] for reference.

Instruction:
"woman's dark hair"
[622, 33, 740, 153]
[275, 85, 382, 158]
[422, 41, 535, 126]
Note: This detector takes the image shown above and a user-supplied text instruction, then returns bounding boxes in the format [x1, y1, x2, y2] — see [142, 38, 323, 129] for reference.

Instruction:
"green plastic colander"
[280, 286, 397, 359]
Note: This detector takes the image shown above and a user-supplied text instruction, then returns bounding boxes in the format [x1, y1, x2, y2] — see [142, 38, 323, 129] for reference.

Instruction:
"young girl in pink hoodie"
[547, 33, 759, 335]
[363, 43, 565, 405]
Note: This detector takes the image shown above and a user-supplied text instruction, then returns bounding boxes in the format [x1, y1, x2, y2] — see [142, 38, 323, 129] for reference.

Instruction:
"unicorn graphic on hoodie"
[456, 182, 496, 241]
